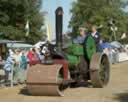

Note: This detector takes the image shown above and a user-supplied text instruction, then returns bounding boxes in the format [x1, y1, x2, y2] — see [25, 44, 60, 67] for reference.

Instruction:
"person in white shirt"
[91, 25, 101, 43]
[91, 25, 101, 52]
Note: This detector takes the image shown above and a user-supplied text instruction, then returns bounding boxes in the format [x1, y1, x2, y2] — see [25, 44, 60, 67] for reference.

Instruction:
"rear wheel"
[90, 53, 110, 88]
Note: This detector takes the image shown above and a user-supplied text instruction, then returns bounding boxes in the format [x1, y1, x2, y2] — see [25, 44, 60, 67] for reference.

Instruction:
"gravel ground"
[0, 62, 128, 102]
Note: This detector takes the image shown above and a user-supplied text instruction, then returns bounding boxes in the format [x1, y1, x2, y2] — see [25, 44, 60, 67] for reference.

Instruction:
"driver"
[73, 27, 87, 44]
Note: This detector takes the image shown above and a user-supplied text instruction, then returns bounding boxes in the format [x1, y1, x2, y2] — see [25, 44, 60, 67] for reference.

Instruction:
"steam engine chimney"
[55, 7, 63, 50]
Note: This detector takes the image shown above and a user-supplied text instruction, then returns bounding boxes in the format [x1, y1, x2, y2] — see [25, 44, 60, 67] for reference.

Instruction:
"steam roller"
[26, 7, 110, 96]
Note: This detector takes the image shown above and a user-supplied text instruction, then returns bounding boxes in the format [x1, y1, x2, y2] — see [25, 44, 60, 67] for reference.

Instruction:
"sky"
[41, 0, 76, 39]
[41, 0, 128, 40]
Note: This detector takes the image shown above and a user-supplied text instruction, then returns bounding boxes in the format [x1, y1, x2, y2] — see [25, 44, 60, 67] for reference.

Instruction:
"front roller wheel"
[26, 64, 65, 96]
[90, 53, 110, 88]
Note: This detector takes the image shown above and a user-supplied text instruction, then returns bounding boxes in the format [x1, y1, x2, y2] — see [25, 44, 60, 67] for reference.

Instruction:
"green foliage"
[70, 0, 128, 42]
[0, 0, 44, 44]
[119, 38, 128, 44]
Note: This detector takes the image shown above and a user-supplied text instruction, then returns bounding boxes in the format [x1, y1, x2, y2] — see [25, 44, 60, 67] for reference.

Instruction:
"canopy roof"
[0, 40, 24, 44]
[7, 43, 33, 48]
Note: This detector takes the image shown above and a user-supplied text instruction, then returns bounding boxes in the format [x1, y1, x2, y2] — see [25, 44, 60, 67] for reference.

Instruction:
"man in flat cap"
[73, 27, 87, 44]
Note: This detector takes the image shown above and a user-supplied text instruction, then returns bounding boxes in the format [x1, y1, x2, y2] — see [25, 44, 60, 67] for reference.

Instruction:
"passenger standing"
[91, 25, 101, 52]
[91, 25, 101, 43]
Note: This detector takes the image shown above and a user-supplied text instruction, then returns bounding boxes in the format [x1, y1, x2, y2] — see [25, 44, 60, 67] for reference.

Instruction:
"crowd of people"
[3, 47, 43, 85]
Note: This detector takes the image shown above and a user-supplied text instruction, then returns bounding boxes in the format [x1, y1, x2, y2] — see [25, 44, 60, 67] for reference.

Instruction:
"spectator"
[9, 49, 14, 55]
[3, 54, 15, 84]
[35, 47, 43, 61]
[27, 48, 33, 61]
[27, 48, 37, 61]
[27, 48, 40, 65]
[20, 51, 28, 70]
[13, 49, 21, 84]
[18, 51, 28, 83]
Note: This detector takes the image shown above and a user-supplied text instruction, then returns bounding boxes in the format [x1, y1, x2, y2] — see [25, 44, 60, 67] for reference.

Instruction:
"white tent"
[34, 41, 46, 48]
[111, 41, 123, 48]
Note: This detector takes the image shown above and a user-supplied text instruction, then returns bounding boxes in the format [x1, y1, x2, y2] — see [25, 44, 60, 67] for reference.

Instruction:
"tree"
[0, 0, 44, 44]
[70, 0, 128, 41]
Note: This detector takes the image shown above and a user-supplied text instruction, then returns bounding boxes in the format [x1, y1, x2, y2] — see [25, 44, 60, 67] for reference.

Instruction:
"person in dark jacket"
[91, 25, 101, 52]
[91, 25, 101, 43]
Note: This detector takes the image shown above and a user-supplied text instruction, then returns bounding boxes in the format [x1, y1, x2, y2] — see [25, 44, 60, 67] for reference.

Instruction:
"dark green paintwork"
[64, 35, 96, 68]
[67, 54, 79, 66]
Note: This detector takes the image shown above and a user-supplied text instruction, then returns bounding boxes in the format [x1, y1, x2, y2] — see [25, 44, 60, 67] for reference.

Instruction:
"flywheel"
[84, 35, 96, 61]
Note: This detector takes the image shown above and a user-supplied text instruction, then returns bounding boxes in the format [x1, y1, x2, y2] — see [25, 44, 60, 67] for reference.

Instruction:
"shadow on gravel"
[19, 82, 92, 96]
[70, 81, 92, 88]
[114, 91, 128, 102]
[19, 87, 31, 96]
